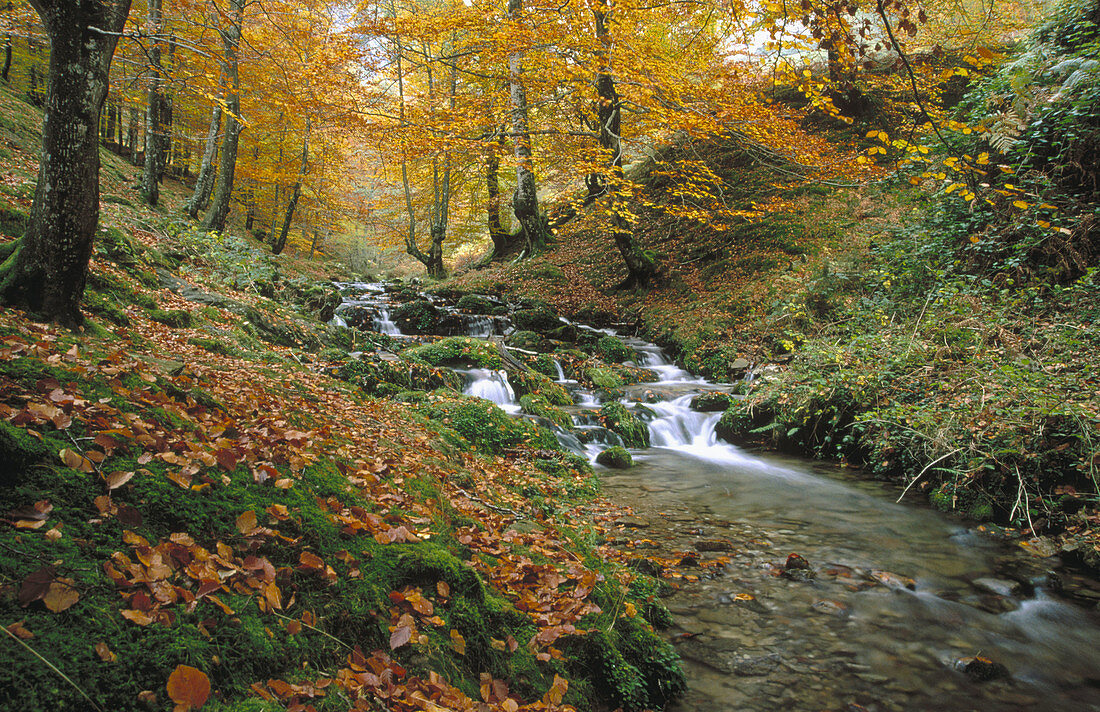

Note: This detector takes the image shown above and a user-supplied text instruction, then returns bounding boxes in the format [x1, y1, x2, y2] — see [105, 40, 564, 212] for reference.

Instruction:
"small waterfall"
[645, 394, 762, 466]
[461, 369, 521, 413]
[329, 313, 347, 327]
[463, 316, 494, 338]
[622, 338, 701, 383]
[373, 307, 401, 335]
[552, 358, 566, 382]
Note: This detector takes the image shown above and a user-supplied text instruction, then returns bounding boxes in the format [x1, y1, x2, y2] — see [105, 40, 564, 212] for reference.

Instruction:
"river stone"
[615, 515, 650, 528]
[810, 599, 850, 618]
[954, 655, 1009, 682]
[694, 539, 735, 552]
[972, 578, 1021, 597]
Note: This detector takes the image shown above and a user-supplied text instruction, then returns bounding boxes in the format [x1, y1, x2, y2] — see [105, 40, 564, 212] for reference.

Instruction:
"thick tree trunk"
[201, 0, 245, 233]
[0, 0, 132, 327]
[273, 118, 310, 256]
[592, 3, 657, 288]
[507, 0, 544, 256]
[140, 0, 167, 205]
[486, 134, 508, 258]
[184, 105, 221, 218]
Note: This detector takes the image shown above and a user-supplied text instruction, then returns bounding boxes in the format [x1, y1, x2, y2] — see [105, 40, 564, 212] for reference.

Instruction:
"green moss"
[421, 395, 559, 454]
[148, 308, 193, 328]
[506, 330, 550, 352]
[586, 366, 625, 390]
[403, 337, 504, 369]
[0, 202, 28, 238]
[456, 294, 495, 313]
[336, 355, 461, 396]
[513, 305, 561, 333]
[596, 446, 633, 468]
[391, 299, 441, 334]
[520, 393, 573, 429]
[599, 402, 650, 448]
[595, 336, 634, 364]
[188, 336, 241, 357]
[510, 369, 572, 405]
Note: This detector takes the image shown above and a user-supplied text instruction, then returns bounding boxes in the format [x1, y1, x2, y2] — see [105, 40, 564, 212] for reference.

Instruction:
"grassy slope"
[445, 136, 1100, 574]
[0, 86, 686, 712]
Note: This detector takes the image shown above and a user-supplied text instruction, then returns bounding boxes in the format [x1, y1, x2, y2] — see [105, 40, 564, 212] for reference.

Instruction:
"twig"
[896, 448, 961, 503]
[1012, 465, 1036, 533]
[3, 625, 105, 712]
[452, 486, 524, 519]
[903, 289, 935, 359]
[270, 612, 352, 650]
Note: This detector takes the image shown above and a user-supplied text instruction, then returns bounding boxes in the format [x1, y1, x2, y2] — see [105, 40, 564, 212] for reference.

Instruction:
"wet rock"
[954, 655, 1009, 681]
[629, 558, 663, 577]
[811, 599, 850, 618]
[690, 392, 735, 413]
[1018, 536, 1060, 558]
[615, 516, 650, 528]
[782, 553, 815, 582]
[867, 570, 916, 590]
[972, 578, 1021, 597]
[732, 653, 783, 677]
[961, 594, 1020, 614]
[694, 539, 735, 552]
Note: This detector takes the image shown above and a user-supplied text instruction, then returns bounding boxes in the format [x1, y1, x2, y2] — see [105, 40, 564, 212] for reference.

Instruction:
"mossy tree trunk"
[201, 0, 245, 233]
[0, 0, 132, 327]
[486, 133, 509, 259]
[508, 0, 546, 257]
[140, 0, 169, 206]
[592, 2, 658, 288]
[184, 105, 222, 218]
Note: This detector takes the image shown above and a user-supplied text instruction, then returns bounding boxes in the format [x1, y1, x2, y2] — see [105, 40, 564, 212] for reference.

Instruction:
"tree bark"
[184, 105, 222, 218]
[201, 0, 245, 233]
[140, 0, 168, 206]
[3, 31, 12, 84]
[592, 2, 657, 288]
[0, 0, 132, 327]
[507, 0, 544, 256]
[272, 117, 310, 256]
[486, 133, 508, 259]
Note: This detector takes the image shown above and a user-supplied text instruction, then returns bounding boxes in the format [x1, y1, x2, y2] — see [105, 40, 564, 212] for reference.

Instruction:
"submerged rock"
[954, 655, 1010, 681]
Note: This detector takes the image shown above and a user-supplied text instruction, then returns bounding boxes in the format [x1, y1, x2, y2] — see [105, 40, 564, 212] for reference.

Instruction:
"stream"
[333, 283, 1100, 712]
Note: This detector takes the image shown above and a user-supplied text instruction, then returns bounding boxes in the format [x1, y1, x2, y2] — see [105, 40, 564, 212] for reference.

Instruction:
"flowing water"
[333, 283, 1100, 712]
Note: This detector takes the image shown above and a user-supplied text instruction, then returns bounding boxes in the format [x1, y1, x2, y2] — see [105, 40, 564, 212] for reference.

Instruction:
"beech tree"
[201, 0, 245, 233]
[0, 0, 132, 327]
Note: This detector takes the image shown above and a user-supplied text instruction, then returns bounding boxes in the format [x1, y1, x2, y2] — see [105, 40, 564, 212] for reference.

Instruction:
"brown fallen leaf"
[236, 510, 257, 535]
[389, 624, 413, 649]
[96, 641, 118, 662]
[167, 664, 211, 710]
[43, 579, 79, 613]
[121, 609, 155, 626]
[6, 620, 33, 640]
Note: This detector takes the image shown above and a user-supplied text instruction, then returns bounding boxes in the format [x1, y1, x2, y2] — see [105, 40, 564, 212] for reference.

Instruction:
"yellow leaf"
[1012, 200, 1029, 209]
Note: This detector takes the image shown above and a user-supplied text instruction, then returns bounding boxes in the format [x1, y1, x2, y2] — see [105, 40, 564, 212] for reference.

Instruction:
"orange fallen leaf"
[43, 579, 79, 612]
[95, 641, 117, 662]
[167, 664, 211, 710]
[6, 620, 33, 640]
[121, 609, 155, 626]
[236, 510, 257, 535]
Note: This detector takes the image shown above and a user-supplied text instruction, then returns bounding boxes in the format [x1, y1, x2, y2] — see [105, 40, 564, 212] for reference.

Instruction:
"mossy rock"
[0, 420, 53, 487]
[595, 335, 634, 363]
[690, 392, 736, 412]
[510, 369, 572, 405]
[596, 446, 634, 469]
[547, 323, 579, 342]
[714, 402, 769, 443]
[392, 299, 441, 334]
[336, 355, 461, 395]
[148, 309, 193, 328]
[513, 306, 561, 333]
[456, 294, 495, 314]
[402, 337, 504, 369]
[520, 393, 573, 429]
[507, 330, 550, 353]
[586, 366, 625, 390]
[421, 396, 559, 454]
[599, 402, 650, 448]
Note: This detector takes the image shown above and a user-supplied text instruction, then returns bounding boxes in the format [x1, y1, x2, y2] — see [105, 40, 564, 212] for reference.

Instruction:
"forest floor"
[1, 86, 696, 711]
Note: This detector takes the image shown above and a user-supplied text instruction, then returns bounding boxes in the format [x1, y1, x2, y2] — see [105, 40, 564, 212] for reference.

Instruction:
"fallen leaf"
[18, 566, 56, 606]
[236, 510, 257, 535]
[450, 629, 466, 655]
[105, 470, 135, 490]
[6, 620, 33, 640]
[167, 664, 211, 710]
[121, 609, 155, 626]
[43, 579, 79, 612]
[389, 625, 413, 649]
[96, 641, 117, 662]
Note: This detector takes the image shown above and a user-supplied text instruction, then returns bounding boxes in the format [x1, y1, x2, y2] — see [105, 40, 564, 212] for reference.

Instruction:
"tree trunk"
[1, 33, 10, 83]
[272, 117, 310, 256]
[140, 0, 167, 206]
[507, 0, 544, 256]
[593, 3, 657, 288]
[127, 106, 139, 164]
[201, 0, 245, 233]
[184, 105, 221, 218]
[0, 0, 132, 327]
[486, 133, 508, 258]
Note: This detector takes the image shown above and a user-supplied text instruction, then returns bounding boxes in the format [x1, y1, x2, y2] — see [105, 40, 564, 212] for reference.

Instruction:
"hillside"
[1, 84, 692, 711]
